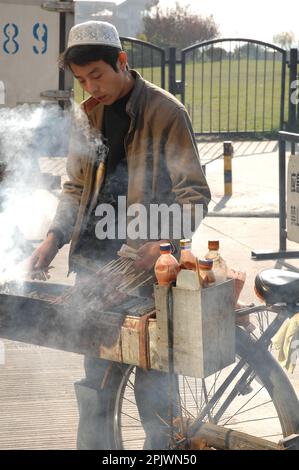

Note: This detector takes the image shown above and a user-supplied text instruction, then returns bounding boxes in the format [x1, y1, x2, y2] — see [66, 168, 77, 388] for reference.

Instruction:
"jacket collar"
[125, 70, 145, 123]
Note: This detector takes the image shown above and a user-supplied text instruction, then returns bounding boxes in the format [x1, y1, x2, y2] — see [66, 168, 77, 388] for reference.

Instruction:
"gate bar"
[288, 49, 298, 155]
[252, 131, 299, 260]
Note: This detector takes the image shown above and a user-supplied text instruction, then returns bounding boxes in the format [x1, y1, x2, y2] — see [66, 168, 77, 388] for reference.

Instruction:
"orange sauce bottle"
[154, 243, 180, 285]
[197, 259, 216, 287]
[179, 239, 197, 271]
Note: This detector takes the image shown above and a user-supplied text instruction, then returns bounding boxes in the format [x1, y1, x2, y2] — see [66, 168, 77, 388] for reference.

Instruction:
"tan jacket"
[49, 71, 211, 270]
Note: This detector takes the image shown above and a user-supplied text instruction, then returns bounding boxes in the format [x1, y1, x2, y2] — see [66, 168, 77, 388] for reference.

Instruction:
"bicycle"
[96, 268, 299, 450]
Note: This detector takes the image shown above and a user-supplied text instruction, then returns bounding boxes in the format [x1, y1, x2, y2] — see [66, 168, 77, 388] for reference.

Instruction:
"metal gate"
[120, 37, 166, 89]
[181, 38, 287, 138]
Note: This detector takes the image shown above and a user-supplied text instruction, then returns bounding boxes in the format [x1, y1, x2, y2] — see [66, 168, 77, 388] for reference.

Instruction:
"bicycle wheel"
[241, 305, 278, 342]
[103, 327, 299, 450]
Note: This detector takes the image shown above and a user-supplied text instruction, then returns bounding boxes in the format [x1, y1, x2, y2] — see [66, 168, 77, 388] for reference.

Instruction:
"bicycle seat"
[255, 269, 299, 304]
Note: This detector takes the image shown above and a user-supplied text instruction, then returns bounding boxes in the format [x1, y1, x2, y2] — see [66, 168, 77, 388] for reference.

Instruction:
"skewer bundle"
[52, 245, 155, 315]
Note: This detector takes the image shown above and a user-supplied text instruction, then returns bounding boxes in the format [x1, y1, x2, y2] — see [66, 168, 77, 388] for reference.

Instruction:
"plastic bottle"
[154, 243, 180, 285]
[179, 239, 197, 271]
[205, 240, 227, 283]
[197, 259, 216, 287]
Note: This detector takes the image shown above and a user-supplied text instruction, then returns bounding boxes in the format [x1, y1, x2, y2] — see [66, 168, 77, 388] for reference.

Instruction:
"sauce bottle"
[205, 240, 227, 283]
[179, 239, 197, 271]
[197, 259, 216, 287]
[154, 243, 180, 285]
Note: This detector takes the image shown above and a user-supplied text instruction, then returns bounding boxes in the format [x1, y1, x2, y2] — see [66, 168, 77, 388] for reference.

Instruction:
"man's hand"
[27, 233, 59, 280]
[134, 240, 168, 272]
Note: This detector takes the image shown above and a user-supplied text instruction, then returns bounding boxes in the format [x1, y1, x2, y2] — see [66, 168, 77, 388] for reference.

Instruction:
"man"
[29, 21, 210, 449]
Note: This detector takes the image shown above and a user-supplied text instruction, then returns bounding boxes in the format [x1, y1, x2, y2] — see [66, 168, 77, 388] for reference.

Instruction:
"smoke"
[0, 102, 71, 284]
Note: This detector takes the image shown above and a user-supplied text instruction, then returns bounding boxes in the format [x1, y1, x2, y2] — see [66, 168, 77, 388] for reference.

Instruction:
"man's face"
[71, 57, 127, 105]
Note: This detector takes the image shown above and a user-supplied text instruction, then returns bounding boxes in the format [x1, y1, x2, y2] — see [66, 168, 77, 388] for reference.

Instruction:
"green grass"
[74, 58, 289, 135]
[183, 58, 288, 134]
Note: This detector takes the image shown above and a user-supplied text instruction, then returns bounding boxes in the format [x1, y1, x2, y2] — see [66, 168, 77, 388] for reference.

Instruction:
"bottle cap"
[180, 238, 191, 248]
[160, 242, 171, 253]
[198, 258, 213, 269]
[208, 240, 219, 251]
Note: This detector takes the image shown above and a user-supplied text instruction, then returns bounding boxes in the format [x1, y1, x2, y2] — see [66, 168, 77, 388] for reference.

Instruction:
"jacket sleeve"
[48, 128, 86, 246]
[163, 106, 211, 233]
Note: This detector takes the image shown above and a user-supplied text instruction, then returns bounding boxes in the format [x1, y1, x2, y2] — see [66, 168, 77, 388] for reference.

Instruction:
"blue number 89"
[33, 23, 48, 55]
[3, 23, 19, 54]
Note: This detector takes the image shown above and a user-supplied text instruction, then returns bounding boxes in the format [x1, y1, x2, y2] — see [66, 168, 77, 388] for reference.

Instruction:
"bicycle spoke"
[220, 392, 274, 427]
[202, 379, 214, 423]
[114, 324, 298, 449]
[219, 383, 264, 425]
[197, 370, 224, 417]
[182, 376, 200, 409]
[179, 403, 196, 420]
[182, 376, 187, 411]
[221, 398, 274, 426]
[122, 396, 139, 407]
[213, 366, 255, 423]
[227, 415, 279, 426]
[196, 358, 247, 422]
[194, 378, 199, 415]
[212, 370, 223, 397]
[122, 437, 146, 443]
[120, 374, 136, 394]
[120, 411, 142, 424]
[120, 425, 144, 429]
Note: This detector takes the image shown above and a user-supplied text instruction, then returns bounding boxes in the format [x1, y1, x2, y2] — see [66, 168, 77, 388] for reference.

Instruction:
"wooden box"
[154, 270, 235, 378]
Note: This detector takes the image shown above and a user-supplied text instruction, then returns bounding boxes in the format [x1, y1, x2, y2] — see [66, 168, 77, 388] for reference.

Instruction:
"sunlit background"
[77, 0, 299, 45]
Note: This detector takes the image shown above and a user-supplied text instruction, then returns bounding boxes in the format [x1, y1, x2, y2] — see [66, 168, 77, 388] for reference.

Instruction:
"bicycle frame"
[235, 303, 294, 348]
[179, 303, 298, 446]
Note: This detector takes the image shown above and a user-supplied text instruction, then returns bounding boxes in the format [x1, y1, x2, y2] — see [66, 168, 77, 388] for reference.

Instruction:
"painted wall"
[0, 1, 60, 106]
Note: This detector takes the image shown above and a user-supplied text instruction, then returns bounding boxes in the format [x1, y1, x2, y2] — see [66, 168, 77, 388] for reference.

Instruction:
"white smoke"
[0, 102, 71, 284]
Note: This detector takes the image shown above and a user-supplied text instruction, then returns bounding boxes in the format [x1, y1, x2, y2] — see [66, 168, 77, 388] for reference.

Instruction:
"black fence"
[120, 37, 166, 89]
[74, 36, 299, 140]
[181, 38, 287, 138]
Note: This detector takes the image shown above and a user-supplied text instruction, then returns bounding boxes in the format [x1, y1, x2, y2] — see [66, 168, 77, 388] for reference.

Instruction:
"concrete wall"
[0, 1, 60, 106]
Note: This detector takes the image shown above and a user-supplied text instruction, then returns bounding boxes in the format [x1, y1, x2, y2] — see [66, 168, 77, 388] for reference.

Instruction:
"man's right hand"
[28, 232, 59, 280]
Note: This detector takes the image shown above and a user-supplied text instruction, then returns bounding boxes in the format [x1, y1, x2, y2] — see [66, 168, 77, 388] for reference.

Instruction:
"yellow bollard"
[0, 81, 5, 105]
[223, 141, 233, 196]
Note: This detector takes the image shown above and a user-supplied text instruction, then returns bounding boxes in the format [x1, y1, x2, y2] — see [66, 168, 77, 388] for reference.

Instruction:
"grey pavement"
[1, 141, 299, 448]
[199, 140, 280, 216]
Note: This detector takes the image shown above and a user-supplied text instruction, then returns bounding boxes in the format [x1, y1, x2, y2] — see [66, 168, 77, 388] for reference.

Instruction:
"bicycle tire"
[101, 327, 299, 450]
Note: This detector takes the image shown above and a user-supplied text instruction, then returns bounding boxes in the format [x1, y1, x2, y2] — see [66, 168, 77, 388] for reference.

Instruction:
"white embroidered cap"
[67, 21, 122, 50]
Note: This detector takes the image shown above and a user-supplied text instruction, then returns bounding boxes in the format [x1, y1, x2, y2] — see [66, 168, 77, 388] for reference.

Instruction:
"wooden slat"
[0, 339, 83, 449]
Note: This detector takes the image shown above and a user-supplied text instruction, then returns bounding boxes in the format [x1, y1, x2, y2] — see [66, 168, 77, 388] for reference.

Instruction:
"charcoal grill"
[0, 281, 154, 359]
[0, 270, 236, 377]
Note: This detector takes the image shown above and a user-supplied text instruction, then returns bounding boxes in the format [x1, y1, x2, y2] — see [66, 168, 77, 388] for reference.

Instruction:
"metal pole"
[168, 47, 176, 96]
[58, 3, 66, 109]
[252, 132, 299, 259]
[181, 49, 186, 104]
[223, 141, 233, 196]
[166, 284, 176, 445]
[288, 49, 298, 154]
[279, 138, 287, 251]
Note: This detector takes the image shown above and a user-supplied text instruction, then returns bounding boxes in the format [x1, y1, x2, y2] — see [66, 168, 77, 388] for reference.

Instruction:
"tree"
[142, 2, 219, 50]
[233, 43, 266, 60]
[273, 31, 295, 49]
